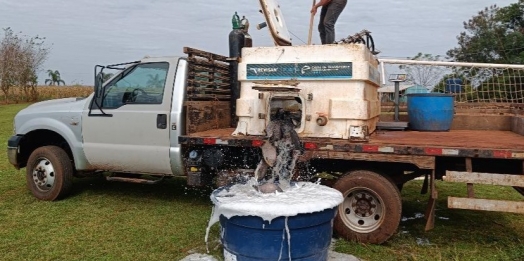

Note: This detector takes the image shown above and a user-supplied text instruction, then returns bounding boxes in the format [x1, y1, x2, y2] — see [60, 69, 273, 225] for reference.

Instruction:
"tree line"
[0, 28, 49, 102]
[401, 0, 524, 103]
[0, 28, 69, 103]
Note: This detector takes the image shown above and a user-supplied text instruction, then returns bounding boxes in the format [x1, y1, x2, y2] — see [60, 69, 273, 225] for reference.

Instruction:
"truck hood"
[22, 97, 88, 113]
[15, 96, 90, 134]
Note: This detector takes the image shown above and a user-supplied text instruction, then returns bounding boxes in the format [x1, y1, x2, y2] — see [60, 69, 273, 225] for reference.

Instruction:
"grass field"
[1, 103, 524, 260]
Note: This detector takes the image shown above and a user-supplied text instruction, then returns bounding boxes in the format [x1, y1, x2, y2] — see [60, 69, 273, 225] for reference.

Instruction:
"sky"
[0, 0, 519, 85]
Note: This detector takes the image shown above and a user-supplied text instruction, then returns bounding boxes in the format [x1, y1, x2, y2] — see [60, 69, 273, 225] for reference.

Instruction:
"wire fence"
[378, 59, 524, 108]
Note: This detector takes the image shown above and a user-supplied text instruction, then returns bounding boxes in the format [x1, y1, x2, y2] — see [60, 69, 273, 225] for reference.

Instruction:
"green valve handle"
[232, 11, 241, 29]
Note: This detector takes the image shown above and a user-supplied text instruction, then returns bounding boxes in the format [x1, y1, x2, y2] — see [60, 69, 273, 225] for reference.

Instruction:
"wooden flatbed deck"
[370, 130, 524, 150]
[180, 128, 524, 160]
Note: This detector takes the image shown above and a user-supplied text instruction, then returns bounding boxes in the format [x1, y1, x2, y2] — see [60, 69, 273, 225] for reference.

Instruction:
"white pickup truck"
[8, 48, 230, 200]
[8, 44, 524, 245]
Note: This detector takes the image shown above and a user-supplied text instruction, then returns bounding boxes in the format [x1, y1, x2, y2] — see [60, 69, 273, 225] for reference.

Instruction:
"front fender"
[18, 117, 90, 170]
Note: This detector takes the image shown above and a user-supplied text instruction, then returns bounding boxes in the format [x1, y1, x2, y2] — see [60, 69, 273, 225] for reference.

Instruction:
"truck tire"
[333, 170, 402, 244]
[26, 146, 73, 201]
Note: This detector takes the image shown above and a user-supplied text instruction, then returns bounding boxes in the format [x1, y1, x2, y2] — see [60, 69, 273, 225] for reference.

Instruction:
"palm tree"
[45, 70, 66, 86]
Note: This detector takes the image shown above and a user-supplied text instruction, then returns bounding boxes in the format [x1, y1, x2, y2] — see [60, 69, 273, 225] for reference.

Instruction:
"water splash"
[254, 107, 304, 193]
[401, 212, 425, 222]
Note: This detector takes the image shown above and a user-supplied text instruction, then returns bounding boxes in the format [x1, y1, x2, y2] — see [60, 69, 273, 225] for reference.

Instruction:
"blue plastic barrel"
[219, 207, 337, 261]
[407, 93, 454, 131]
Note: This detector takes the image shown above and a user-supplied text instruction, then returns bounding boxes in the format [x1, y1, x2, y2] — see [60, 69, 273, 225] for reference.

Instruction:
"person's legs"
[322, 0, 347, 44]
[318, 5, 329, 44]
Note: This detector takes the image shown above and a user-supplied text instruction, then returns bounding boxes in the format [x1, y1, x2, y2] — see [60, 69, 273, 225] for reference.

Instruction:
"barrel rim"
[406, 93, 454, 97]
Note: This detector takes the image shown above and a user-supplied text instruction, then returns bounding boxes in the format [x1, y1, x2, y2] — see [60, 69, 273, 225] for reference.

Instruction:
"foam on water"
[205, 179, 344, 248]
[210, 180, 343, 222]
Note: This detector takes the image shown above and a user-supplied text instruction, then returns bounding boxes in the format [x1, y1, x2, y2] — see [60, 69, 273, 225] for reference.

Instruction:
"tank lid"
[258, 0, 292, 46]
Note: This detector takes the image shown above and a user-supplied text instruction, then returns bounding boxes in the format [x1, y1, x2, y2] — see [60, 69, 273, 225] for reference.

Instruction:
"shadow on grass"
[68, 175, 215, 205]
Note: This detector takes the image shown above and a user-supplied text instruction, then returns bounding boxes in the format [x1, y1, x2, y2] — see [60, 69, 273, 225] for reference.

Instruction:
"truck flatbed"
[180, 129, 524, 160]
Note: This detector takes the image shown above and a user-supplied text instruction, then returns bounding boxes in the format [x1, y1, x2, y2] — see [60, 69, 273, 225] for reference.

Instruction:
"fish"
[253, 182, 283, 194]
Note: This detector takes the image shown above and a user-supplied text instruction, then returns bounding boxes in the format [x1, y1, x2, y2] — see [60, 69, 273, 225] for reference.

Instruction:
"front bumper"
[7, 135, 23, 169]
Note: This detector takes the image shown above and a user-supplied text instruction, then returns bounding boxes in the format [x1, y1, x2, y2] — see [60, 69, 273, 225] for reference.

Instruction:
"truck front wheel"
[26, 146, 73, 201]
[333, 170, 402, 244]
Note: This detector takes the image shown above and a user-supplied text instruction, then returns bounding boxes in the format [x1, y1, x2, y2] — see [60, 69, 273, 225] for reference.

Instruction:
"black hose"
[365, 33, 376, 54]
[335, 30, 377, 54]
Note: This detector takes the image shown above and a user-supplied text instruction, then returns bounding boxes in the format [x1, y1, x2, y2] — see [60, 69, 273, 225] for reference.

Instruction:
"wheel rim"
[339, 187, 385, 233]
[31, 157, 56, 192]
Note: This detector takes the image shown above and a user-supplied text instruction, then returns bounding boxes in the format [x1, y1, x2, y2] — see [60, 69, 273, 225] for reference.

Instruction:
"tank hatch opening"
[253, 82, 304, 130]
[269, 95, 303, 129]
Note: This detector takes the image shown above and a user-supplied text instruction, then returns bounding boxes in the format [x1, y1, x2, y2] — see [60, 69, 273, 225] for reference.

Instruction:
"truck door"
[82, 58, 177, 175]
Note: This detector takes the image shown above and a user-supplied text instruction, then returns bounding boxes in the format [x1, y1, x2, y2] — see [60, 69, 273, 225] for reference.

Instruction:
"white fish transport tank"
[233, 44, 381, 141]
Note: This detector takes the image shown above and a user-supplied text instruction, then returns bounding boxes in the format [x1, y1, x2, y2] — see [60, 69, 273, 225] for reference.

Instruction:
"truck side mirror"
[94, 72, 104, 98]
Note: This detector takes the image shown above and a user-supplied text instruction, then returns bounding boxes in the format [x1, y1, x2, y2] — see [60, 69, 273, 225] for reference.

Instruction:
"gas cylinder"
[241, 16, 253, 47]
[228, 12, 245, 127]
[229, 11, 245, 59]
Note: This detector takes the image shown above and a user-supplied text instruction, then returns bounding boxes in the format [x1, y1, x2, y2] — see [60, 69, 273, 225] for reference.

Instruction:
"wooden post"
[425, 168, 437, 231]
[308, 0, 317, 45]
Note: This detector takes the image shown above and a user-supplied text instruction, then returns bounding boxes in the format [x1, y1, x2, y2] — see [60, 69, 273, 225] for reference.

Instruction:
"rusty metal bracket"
[513, 160, 524, 196]
[421, 171, 429, 195]
[466, 158, 475, 198]
[307, 93, 313, 101]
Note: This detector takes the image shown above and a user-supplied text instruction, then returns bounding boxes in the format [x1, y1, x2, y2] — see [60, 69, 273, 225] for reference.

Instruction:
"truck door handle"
[157, 114, 167, 129]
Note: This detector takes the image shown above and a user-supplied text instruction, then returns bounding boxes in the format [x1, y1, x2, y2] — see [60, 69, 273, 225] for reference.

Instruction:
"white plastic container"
[232, 43, 381, 141]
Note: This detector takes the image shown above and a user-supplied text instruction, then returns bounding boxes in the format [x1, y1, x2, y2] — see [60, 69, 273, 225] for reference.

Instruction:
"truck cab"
[8, 55, 195, 200]
[83, 57, 186, 175]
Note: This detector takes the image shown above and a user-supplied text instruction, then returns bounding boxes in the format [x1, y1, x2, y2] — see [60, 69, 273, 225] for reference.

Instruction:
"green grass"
[0, 104, 221, 260]
[1, 103, 524, 260]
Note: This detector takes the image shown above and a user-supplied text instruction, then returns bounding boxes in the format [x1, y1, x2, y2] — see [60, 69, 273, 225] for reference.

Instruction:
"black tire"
[333, 170, 402, 244]
[26, 146, 73, 201]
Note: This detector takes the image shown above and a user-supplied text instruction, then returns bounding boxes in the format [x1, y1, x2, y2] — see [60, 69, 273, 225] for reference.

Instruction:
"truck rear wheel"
[333, 170, 402, 244]
[26, 146, 73, 201]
